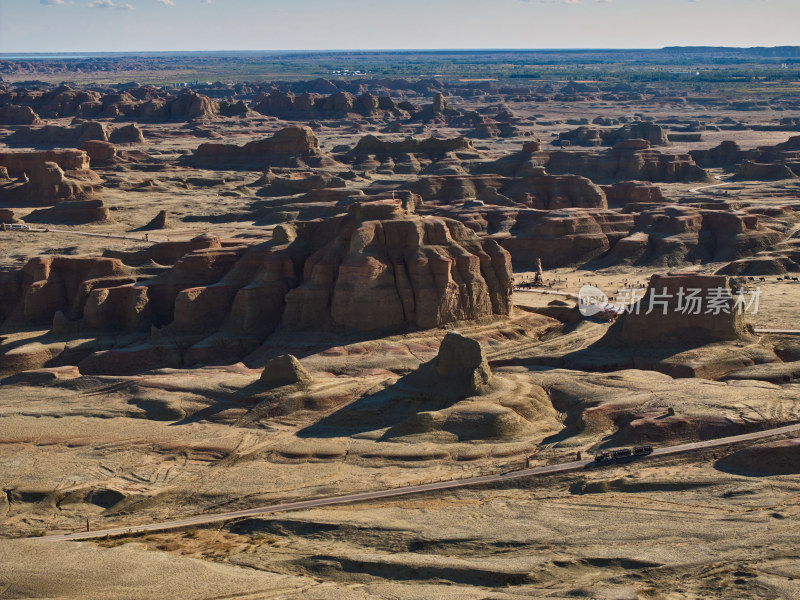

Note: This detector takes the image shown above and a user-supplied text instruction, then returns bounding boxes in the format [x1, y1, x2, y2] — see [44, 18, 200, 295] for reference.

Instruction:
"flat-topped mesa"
[345, 134, 476, 160]
[282, 209, 513, 332]
[545, 139, 712, 184]
[253, 89, 410, 119]
[189, 126, 336, 169]
[604, 273, 753, 348]
[500, 208, 633, 268]
[0, 149, 90, 175]
[0, 104, 41, 125]
[558, 122, 670, 147]
[340, 135, 480, 176]
[601, 181, 665, 208]
[691, 136, 800, 177]
[6, 121, 144, 148]
[408, 171, 607, 210]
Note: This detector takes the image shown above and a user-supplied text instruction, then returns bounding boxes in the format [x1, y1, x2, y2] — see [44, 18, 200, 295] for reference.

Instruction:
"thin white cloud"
[87, 0, 134, 8]
[41, 0, 66, 5]
[157, 0, 175, 5]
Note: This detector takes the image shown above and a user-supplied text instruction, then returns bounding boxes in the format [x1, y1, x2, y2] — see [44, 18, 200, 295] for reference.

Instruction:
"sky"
[0, 0, 798, 54]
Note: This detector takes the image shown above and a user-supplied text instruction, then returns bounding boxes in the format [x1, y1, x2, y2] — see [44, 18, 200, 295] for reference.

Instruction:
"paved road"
[3, 225, 166, 243]
[690, 174, 732, 195]
[33, 423, 800, 542]
[754, 329, 800, 336]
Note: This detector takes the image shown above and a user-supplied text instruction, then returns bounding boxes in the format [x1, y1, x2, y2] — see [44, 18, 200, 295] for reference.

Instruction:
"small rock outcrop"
[405, 331, 494, 399]
[142, 210, 171, 230]
[259, 354, 312, 388]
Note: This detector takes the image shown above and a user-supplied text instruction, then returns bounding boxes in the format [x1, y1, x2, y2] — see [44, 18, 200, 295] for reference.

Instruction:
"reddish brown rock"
[735, 160, 797, 180]
[605, 273, 751, 347]
[0, 161, 101, 207]
[190, 126, 335, 169]
[500, 208, 631, 268]
[283, 202, 512, 332]
[601, 181, 665, 207]
[5, 256, 127, 324]
[0, 104, 41, 125]
[1, 365, 80, 385]
[253, 89, 409, 119]
[546, 141, 711, 184]
[0, 209, 19, 224]
[559, 122, 669, 147]
[345, 134, 476, 163]
[0, 205, 515, 373]
[80, 140, 117, 164]
[0, 149, 90, 175]
[82, 285, 151, 333]
[259, 354, 312, 388]
[109, 123, 145, 144]
[104, 234, 222, 266]
[409, 172, 607, 210]
[25, 198, 110, 224]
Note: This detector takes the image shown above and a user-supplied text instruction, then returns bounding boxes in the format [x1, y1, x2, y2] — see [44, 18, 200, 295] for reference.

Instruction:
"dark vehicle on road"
[633, 444, 654, 456]
[593, 445, 655, 464]
[593, 451, 612, 463]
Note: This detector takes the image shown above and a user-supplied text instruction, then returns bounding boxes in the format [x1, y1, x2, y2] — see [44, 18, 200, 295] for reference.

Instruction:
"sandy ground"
[3, 89, 800, 599]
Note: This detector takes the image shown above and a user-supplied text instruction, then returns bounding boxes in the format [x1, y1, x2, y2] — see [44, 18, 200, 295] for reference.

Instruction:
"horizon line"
[3, 45, 800, 56]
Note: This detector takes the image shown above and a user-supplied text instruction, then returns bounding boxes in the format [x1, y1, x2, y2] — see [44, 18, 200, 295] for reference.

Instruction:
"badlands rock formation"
[253, 89, 410, 119]
[409, 171, 607, 210]
[0, 160, 101, 206]
[604, 272, 751, 347]
[6, 121, 144, 148]
[402, 330, 494, 400]
[0, 103, 41, 125]
[282, 201, 512, 332]
[0, 149, 89, 174]
[190, 126, 335, 169]
[558, 122, 670, 147]
[0, 201, 513, 375]
[546, 140, 711, 183]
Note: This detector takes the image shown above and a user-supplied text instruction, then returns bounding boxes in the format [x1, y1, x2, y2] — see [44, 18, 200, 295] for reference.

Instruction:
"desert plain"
[1, 48, 800, 599]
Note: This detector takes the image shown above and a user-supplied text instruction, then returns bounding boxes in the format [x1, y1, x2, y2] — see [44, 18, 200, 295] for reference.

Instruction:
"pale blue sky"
[1, 0, 798, 53]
